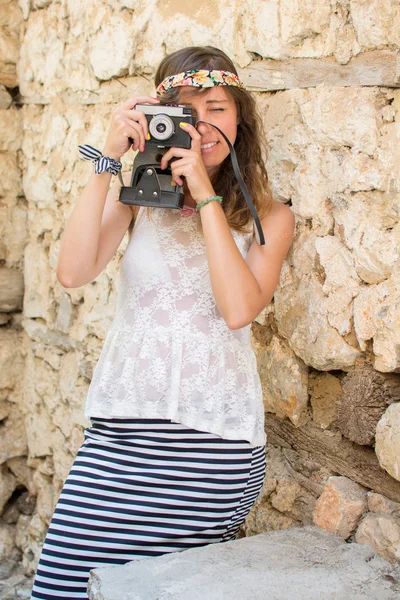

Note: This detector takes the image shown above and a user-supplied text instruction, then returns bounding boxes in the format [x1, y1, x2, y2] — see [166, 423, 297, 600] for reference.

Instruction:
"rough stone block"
[309, 372, 342, 429]
[313, 475, 368, 539]
[88, 526, 400, 600]
[356, 513, 400, 564]
[375, 403, 400, 482]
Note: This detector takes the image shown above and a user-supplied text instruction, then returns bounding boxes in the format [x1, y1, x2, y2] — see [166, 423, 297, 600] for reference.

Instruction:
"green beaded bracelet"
[195, 195, 223, 212]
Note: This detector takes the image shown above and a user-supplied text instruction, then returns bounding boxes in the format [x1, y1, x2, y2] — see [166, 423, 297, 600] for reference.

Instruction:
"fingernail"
[180, 122, 188, 128]
[147, 133, 150, 140]
[171, 180, 174, 186]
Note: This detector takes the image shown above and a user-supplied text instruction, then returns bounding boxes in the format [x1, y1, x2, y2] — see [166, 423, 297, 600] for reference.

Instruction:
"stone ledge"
[87, 525, 400, 600]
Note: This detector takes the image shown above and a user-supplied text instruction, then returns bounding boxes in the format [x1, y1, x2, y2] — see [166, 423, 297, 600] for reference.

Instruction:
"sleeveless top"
[84, 205, 266, 448]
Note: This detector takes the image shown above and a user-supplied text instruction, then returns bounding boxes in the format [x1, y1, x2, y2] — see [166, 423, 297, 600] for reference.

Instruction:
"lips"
[201, 141, 219, 150]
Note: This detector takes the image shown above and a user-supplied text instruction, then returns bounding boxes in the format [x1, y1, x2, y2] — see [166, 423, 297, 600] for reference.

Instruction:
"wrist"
[194, 189, 217, 206]
[102, 146, 122, 161]
[196, 195, 223, 212]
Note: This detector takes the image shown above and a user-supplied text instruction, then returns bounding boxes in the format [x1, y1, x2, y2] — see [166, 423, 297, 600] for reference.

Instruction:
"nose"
[195, 119, 214, 135]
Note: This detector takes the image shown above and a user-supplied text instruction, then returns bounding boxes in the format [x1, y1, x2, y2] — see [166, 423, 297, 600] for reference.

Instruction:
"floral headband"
[156, 69, 244, 95]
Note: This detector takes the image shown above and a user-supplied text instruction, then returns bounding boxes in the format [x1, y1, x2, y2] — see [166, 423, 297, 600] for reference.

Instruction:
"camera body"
[135, 103, 195, 148]
[118, 104, 195, 210]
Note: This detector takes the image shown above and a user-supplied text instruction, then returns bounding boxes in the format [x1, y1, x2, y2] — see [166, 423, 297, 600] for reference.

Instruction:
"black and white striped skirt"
[31, 418, 266, 599]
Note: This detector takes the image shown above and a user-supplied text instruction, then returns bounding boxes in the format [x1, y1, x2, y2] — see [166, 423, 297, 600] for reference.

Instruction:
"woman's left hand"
[159, 123, 215, 204]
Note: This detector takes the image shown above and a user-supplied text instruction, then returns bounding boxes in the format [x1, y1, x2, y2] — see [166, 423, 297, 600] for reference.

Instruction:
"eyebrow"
[181, 99, 229, 105]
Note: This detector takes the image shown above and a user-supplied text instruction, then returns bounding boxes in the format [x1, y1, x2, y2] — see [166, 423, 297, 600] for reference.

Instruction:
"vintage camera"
[139, 103, 194, 148]
[118, 104, 195, 210]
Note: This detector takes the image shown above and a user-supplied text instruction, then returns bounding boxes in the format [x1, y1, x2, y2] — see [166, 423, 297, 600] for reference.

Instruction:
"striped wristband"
[78, 144, 122, 176]
[195, 195, 223, 212]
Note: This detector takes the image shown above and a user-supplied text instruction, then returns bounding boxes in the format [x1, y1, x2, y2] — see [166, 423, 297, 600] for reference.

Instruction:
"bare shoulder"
[260, 199, 295, 242]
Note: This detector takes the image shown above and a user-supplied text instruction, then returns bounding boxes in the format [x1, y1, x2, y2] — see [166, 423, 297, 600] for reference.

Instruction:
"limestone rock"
[0, 84, 12, 109]
[0, 268, 24, 312]
[24, 410, 53, 460]
[256, 334, 309, 426]
[309, 372, 342, 429]
[33, 470, 54, 524]
[14, 514, 30, 556]
[0, 404, 28, 463]
[274, 237, 362, 370]
[88, 526, 400, 600]
[299, 87, 379, 155]
[0, 330, 24, 400]
[0, 107, 23, 152]
[350, 0, 400, 48]
[331, 192, 400, 285]
[356, 513, 400, 564]
[89, 11, 136, 81]
[18, 3, 69, 98]
[353, 275, 400, 372]
[0, 464, 17, 513]
[313, 476, 368, 539]
[238, 0, 332, 61]
[375, 403, 400, 481]
[368, 492, 400, 518]
[0, 523, 19, 562]
[242, 501, 299, 537]
[315, 234, 361, 335]
[0, 0, 22, 88]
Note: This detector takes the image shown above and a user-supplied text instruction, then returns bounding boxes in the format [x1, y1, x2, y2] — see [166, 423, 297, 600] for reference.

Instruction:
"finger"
[160, 147, 190, 169]
[124, 118, 146, 151]
[171, 159, 191, 186]
[180, 122, 202, 153]
[128, 109, 151, 141]
[122, 119, 144, 152]
[121, 95, 160, 111]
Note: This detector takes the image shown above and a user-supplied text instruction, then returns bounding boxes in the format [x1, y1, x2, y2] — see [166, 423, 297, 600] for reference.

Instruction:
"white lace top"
[85, 205, 266, 448]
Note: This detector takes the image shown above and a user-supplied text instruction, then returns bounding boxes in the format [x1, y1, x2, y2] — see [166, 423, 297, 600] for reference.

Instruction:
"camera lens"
[149, 114, 174, 141]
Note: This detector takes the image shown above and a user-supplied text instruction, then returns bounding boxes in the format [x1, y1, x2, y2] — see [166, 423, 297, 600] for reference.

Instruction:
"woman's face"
[178, 86, 238, 176]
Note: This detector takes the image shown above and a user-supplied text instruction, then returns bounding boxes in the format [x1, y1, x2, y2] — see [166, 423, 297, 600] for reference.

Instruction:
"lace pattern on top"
[85, 206, 266, 448]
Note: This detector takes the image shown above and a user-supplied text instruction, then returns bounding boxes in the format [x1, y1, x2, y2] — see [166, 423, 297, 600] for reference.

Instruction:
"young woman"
[31, 46, 295, 599]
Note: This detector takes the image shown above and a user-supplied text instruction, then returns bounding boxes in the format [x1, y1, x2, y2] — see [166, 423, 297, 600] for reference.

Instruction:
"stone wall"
[1, 0, 400, 577]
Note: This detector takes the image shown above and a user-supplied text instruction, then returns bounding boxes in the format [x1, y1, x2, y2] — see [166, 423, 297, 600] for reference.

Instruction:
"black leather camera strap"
[196, 120, 265, 246]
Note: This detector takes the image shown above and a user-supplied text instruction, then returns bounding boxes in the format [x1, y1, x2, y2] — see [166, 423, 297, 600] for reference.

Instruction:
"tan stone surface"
[0, 329, 24, 401]
[0, 523, 19, 562]
[375, 403, 400, 481]
[368, 492, 400, 518]
[0, 0, 22, 87]
[256, 334, 309, 426]
[7, 457, 35, 496]
[356, 513, 400, 564]
[313, 476, 368, 539]
[0, 464, 17, 513]
[0, 404, 27, 463]
[309, 372, 342, 429]
[353, 274, 400, 372]
[350, 0, 400, 49]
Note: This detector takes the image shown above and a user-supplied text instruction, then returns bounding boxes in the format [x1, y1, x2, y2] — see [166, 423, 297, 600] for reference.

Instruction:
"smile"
[201, 142, 218, 149]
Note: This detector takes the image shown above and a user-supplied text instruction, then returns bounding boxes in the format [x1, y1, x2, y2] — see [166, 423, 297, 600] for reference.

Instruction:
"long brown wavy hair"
[133, 46, 273, 233]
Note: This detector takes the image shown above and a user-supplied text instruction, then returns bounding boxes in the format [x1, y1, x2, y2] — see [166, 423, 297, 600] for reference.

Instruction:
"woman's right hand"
[102, 95, 160, 160]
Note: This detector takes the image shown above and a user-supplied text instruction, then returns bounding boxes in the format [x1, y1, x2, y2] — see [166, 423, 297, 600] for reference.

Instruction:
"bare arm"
[57, 93, 160, 288]
[200, 200, 295, 329]
[57, 171, 137, 288]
